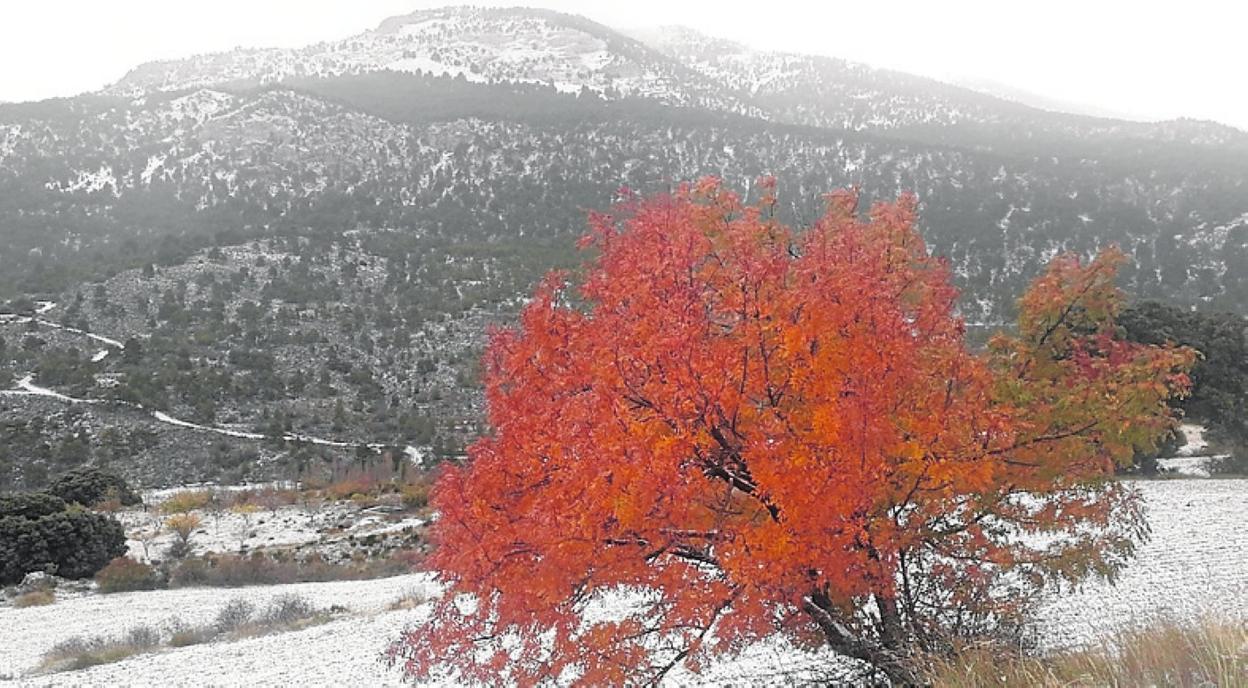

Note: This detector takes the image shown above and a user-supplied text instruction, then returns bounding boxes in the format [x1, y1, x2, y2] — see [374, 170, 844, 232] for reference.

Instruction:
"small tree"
[165, 513, 202, 559]
[390, 180, 1195, 685]
[232, 504, 259, 553]
[132, 519, 162, 563]
[204, 490, 227, 534]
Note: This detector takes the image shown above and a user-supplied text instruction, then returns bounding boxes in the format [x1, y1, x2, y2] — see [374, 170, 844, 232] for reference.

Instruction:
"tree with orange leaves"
[390, 179, 1194, 685]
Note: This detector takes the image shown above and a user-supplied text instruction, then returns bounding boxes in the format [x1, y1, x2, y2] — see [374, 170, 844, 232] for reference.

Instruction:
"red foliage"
[390, 179, 1194, 684]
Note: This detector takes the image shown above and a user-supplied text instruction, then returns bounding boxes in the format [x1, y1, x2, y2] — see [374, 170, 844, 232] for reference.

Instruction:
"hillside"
[1, 5, 1245, 489]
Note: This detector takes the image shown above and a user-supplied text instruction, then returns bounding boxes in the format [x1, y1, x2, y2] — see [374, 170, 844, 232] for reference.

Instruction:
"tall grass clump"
[927, 618, 1248, 687]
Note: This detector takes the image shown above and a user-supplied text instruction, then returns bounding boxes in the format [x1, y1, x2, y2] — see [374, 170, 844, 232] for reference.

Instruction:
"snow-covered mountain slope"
[24, 89, 417, 204]
[625, 24, 1005, 131]
[3, 76, 1247, 321]
[627, 24, 1248, 149]
[101, 6, 1247, 152]
[104, 7, 751, 116]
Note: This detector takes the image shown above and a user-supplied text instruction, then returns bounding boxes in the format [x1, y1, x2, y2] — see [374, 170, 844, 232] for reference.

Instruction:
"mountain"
[104, 8, 750, 115]
[949, 75, 1147, 121]
[1, 5, 1245, 490]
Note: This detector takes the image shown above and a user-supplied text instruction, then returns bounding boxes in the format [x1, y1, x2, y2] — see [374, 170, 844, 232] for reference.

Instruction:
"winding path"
[1, 301, 425, 462]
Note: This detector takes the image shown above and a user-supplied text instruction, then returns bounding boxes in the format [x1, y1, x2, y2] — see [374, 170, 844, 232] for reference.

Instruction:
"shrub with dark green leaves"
[0, 493, 127, 585]
[1121, 302, 1248, 473]
[46, 467, 141, 507]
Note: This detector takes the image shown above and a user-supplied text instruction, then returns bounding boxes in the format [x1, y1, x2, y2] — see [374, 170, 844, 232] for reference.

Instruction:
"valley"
[1, 4, 1245, 685]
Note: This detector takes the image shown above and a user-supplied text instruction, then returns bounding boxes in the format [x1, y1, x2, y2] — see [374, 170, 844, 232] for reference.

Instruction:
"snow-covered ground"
[1156, 423, 1230, 477]
[1, 574, 437, 685]
[0, 574, 843, 687]
[1036, 479, 1248, 648]
[3, 480, 1245, 685]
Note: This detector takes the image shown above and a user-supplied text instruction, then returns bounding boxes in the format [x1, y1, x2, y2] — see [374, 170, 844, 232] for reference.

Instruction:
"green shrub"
[0, 492, 66, 519]
[0, 494, 127, 585]
[95, 557, 161, 593]
[46, 467, 141, 507]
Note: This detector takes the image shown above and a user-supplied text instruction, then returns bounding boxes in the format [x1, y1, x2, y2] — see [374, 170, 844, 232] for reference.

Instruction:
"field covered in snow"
[1037, 479, 1248, 648]
[2, 479, 1246, 686]
[1, 575, 435, 686]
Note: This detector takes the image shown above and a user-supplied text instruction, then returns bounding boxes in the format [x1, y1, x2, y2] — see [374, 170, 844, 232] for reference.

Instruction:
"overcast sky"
[3, 0, 1245, 130]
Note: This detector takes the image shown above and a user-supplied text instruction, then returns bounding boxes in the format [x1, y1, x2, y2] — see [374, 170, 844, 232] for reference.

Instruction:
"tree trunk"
[804, 592, 924, 686]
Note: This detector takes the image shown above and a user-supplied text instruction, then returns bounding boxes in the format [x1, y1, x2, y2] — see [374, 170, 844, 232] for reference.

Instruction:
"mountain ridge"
[1, 4, 1245, 490]
[101, 7, 1246, 146]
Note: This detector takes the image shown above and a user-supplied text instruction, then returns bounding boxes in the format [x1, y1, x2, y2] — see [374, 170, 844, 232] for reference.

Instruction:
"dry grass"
[928, 618, 1248, 687]
[156, 471, 433, 515]
[300, 463, 435, 508]
[13, 589, 56, 608]
[159, 489, 215, 514]
[37, 595, 333, 674]
[167, 550, 416, 588]
[387, 587, 431, 611]
[227, 486, 301, 511]
[37, 625, 160, 673]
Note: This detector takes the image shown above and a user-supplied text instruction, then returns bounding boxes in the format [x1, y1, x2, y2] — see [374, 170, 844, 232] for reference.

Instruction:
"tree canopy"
[391, 179, 1194, 685]
[46, 466, 142, 507]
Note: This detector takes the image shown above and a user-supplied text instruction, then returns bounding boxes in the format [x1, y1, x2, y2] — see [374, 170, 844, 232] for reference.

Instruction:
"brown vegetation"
[95, 557, 161, 594]
[13, 588, 56, 607]
[927, 619, 1248, 687]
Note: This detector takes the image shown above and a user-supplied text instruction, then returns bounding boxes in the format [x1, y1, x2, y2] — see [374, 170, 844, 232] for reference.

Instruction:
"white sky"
[2, 0, 1245, 130]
